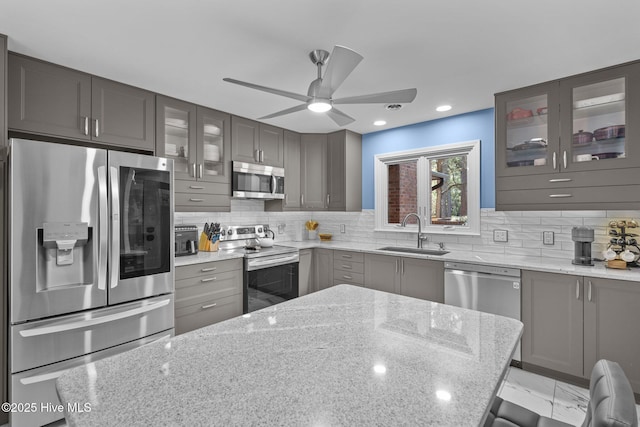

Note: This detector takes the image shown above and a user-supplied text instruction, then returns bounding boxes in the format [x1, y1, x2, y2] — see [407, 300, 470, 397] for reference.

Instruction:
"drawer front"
[175, 270, 242, 309]
[176, 258, 242, 281]
[333, 269, 364, 285]
[175, 293, 242, 335]
[175, 179, 229, 194]
[334, 260, 364, 274]
[175, 192, 231, 209]
[333, 279, 364, 287]
[497, 184, 640, 207]
[333, 250, 364, 263]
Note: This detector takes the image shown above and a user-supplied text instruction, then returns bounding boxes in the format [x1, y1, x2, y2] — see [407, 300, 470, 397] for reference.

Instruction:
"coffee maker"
[572, 226, 594, 266]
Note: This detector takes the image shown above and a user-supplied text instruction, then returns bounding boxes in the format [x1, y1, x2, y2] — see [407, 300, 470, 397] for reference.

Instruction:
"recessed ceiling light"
[385, 104, 403, 111]
[373, 120, 387, 126]
[436, 105, 452, 112]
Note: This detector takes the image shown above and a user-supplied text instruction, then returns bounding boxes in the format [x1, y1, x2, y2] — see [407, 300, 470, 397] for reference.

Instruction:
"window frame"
[374, 139, 481, 236]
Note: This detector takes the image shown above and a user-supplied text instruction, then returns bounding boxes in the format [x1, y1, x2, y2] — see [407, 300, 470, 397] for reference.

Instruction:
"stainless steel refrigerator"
[8, 138, 175, 427]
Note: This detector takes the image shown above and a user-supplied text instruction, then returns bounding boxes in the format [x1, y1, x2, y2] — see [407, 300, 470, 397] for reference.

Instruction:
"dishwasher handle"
[445, 268, 521, 283]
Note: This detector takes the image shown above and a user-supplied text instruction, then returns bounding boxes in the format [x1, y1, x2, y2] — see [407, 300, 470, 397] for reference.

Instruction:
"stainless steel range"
[219, 225, 299, 313]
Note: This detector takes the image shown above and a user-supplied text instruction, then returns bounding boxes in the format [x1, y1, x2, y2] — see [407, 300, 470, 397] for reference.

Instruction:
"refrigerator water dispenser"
[42, 222, 89, 265]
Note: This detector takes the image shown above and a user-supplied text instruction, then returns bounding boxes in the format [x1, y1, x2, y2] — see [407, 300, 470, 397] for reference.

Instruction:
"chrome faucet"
[401, 212, 427, 248]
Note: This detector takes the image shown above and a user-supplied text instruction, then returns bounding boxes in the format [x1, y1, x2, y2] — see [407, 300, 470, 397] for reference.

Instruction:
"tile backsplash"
[175, 200, 639, 262]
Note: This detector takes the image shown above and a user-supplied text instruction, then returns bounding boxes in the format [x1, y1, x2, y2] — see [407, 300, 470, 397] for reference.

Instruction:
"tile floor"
[498, 367, 640, 426]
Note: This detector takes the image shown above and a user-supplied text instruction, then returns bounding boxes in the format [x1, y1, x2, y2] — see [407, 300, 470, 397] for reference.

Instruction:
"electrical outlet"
[493, 229, 508, 242]
[340, 224, 346, 233]
[543, 231, 554, 245]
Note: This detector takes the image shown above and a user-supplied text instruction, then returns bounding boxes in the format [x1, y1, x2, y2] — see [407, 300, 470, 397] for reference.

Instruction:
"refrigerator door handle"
[109, 166, 120, 289]
[18, 298, 171, 338]
[97, 166, 108, 290]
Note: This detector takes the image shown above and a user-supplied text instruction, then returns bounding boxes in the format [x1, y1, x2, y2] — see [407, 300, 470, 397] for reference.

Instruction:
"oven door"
[232, 161, 285, 199]
[244, 262, 298, 313]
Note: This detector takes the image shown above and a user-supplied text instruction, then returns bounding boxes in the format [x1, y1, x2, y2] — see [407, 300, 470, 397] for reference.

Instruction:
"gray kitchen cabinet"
[327, 130, 362, 211]
[231, 116, 283, 167]
[157, 96, 231, 212]
[0, 34, 6, 426]
[333, 250, 365, 287]
[496, 61, 640, 210]
[364, 253, 399, 294]
[175, 258, 243, 335]
[300, 133, 328, 210]
[0, 34, 6, 149]
[364, 253, 444, 301]
[313, 248, 333, 292]
[298, 249, 313, 296]
[399, 257, 444, 302]
[521, 270, 584, 377]
[583, 277, 640, 394]
[8, 53, 155, 151]
[265, 130, 301, 211]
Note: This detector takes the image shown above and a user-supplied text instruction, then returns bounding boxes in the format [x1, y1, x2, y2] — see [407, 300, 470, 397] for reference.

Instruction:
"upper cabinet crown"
[8, 53, 155, 151]
[495, 61, 640, 210]
[231, 116, 284, 167]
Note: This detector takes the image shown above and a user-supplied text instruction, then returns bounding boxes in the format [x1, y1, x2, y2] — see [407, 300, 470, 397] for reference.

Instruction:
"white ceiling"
[3, 1, 640, 135]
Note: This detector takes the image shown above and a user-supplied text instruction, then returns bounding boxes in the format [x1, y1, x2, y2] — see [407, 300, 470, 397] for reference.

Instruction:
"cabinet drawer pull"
[576, 280, 580, 300]
[552, 152, 557, 170]
[342, 275, 352, 280]
[83, 116, 89, 136]
[189, 198, 204, 202]
[201, 277, 217, 282]
[549, 194, 572, 198]
[342, 264, 352, 269]
[588, 280, 592, 302]
[189, 185, 205, 190]
[201, 303, 217, 310]
[201, 267, 217, 272]
[549, 178, 572, 183]
[342, 254, 352, 259]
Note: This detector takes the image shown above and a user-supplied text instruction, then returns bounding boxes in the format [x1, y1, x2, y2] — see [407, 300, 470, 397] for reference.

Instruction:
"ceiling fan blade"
[258, 103, 309, 120]
[333, 88, 417, 105]
[326, 108, 355, 127]
[223, 78, 311, 103]
[318, 46, 364, 97]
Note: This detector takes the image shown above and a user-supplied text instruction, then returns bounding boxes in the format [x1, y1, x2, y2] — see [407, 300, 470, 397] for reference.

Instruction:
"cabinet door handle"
[552, 152, 557, 170]
[285, 193, 288, 204]
[201, 267, 217, 272]
[94, 119, 99, 138]
[198, 164, 203, 179]
[201, 277, 217, 282]
[563, 151, 567, 169]
[83, 116, 89, 136]
[189, 198, 204, 202]
[189, 185, 204, 190]
[588, 280, 592, 302]
[549, 194, 572, 198]
[395, 259, 399, 273]
[201, 303, 217, 310]
[260, 150, 264, 163]
[326, 194, 330, 206]
[549, 178, 572, 183]
[192, 163, 197, 177]
[576, 279, 580, 300]
[301, 193, 304, 206]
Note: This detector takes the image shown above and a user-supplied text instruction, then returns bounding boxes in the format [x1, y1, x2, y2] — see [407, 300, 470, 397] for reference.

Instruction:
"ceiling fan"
[223, 45, 417, 126]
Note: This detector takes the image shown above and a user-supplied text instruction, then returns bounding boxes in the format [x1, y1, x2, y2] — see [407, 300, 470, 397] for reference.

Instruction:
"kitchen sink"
[377, 246, 450, 256]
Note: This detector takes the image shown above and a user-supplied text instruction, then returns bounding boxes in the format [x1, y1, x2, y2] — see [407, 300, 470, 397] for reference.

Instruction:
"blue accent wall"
[361, 108, 495, 209]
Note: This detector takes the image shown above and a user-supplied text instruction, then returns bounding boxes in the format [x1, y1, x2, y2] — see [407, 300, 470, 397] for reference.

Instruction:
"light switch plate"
[340, 224, 346, 233]
[493, 229, 508, 242]
[543, 231, 554, 245]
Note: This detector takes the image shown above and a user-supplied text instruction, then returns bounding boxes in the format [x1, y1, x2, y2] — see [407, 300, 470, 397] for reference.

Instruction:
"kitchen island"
[57, 285, 522, 426]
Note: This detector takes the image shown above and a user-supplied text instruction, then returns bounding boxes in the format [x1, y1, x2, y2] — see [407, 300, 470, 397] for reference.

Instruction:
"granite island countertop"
[57, 285, 523, 426]
[175, 239, 640, 282]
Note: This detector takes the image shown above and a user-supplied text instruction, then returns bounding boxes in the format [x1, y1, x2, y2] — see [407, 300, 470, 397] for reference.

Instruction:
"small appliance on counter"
[175, 225, 199, 256]
[571, 226, 594, 266]
[603, 220, 640, 269]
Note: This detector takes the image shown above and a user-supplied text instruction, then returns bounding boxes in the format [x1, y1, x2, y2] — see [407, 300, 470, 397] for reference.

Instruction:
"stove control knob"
[257, 227, 263, 233]
[227, 229, 234, 236]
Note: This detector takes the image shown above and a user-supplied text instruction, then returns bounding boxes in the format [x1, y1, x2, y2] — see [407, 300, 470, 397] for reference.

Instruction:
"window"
[374, 140, 480, 235]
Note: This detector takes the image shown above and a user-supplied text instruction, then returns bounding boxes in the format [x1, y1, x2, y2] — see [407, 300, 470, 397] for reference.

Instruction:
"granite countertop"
[175, 239, 640, 282]
[57, 285, 522, 426]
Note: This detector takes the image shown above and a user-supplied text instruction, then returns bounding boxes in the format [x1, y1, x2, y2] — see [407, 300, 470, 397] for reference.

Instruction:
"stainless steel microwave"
[232, 161, 285, 199]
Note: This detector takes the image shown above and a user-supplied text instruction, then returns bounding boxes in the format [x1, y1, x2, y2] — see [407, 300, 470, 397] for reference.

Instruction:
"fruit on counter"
[305, 220, 319, 231]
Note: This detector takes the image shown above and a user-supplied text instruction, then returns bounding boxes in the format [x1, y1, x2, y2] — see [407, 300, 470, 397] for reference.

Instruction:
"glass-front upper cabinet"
[495, 82, 560, 177]
[156, 96, 230, 183]
[559, 63, 640, 171]
[156, 96, 197, 181]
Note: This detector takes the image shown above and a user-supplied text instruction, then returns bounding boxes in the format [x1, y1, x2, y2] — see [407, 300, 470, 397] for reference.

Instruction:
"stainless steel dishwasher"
[444, 261, 522, 362]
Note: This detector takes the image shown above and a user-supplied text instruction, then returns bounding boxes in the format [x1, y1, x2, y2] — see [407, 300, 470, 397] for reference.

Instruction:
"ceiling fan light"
[308, 101, 332, 113]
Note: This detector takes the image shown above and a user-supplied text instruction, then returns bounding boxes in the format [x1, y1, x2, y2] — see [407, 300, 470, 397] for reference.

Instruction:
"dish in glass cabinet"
[506, 108, 533, 121]
[594, 125, 625, 141]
